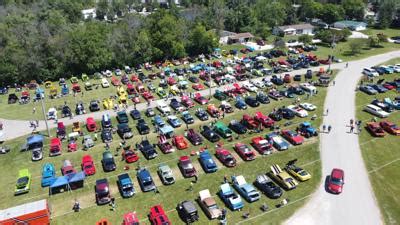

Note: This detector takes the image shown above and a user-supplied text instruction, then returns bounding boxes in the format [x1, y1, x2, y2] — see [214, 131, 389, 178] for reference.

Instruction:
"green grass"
[360, 28, 400, 39]
[0, 73, 335, 224]
[356, 63, 400, 225]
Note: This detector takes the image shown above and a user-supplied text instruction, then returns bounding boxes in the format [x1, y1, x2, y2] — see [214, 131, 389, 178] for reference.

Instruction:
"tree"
[320, 4, 344, 24]
[298, 0, 323, 20]
[315, 29, 351, 44]
[254, 0, 287, 28]
[349, 39, 366, 55]
[96, 0, 109, 20]
[377, 0, 398, 28]
[187, 24, 218, 55]
[342, 0, 365, 21]
[298, 34, 312, 44]
[368, 36, 381, 47]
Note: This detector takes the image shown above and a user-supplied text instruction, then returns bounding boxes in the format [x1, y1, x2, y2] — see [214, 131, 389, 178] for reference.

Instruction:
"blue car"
[181, 111, 194, 124]
[235, 96, 247, 110]
[298, 122, 318, 138]
[167, 115, 182, 128]
[379, 66, 394, 74]
[384, 98, 400, 110]
[117, 173, 135, 198]
[41, 163, 56, 187]
[232, 175, 260, 202]
[137, 168, 156, 192]
[265, 132, 290, 151]
[153, 115, 165, 127]
[199, 150, 218, 173]
[219, 183, 244, 211]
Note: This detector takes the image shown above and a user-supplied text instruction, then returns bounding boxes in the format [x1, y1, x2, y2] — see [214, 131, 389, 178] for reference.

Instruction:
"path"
[285, 50, 400, 225]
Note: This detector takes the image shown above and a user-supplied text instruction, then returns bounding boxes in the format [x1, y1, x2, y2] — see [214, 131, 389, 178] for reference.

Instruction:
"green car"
[214, 90, 228, 101]
[81, 73, 89, 82]
[70, 76, 79, 84]
[214, 121, 233, 138]
[15, 169, 31, 195]
[156, 87, 167, 98]
[85, 81, 93, 91]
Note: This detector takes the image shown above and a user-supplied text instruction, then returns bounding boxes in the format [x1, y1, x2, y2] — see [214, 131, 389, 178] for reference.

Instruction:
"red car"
[194, 93, 209, 105]
[167, 77, 177, 86]
[365, 122, 386, 137]
[241, 114, 259, 129]
[192, 83, 205, 91]
[283, 74, 291, 83]
[172, 135, 189, 150]
[49, 137, 62, 156]
[142, 91, 154, 101]
[68, 139, 77, 152]
[281, 130, 304, 145]
[181, 95, 195, 108]
[215, 148, 236, 167]
[383, 82, 395, 90]
[234, 143, 256, 161]
[81, 154, 96, 176]
[254, 112, 275, 128]
[72, 83, 81, 93]
[123, 212, 139, 225]
[379, 121, 400, 135]
[231, 83, 246, 94]
[136, 84, 146, 94]
[111, 76, 121, 86]
[61, 159, 76, 175]
[328, 168, 344, 194]
[179, 156, 197, 177]
[251, 136, 272, 155]
[122, 148, 139, 163]
[127, 83, 137, 95]
[149, 205, 171, 225]
[86, 117, 97, 132]
[318, 59, 330, 65]
[130, 74, 139, 82]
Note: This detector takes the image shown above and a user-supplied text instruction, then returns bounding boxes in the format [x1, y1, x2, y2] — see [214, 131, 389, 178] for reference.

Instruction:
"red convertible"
[231, 83, 246, 95]
[234, 143, 256, 161]
[157, 135, 175, 153]
[194, 93, 209, 105]
[379, 121, 400, 135]
[172, 135, 189, 150]
[81, 154, 96, 176]
[254, 112, 275, 128]
[181, 95, 195, 108]
[251, 136, 272, 155]
[281, 130, 304, 145]
[241, 114, 259, 130]
[207, 104, 222, 118]
[365, 122, 386, 137]
[86, 117, 97, 132]
[215, 148, 236, 167]
[122, 147, 139, 163]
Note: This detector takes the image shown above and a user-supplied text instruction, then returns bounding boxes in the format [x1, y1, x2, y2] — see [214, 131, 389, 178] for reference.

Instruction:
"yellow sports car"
[103, 98, 114, 110]
[285, 159, 312, 182]
[269, 164, 298, 190]
[118, 94, 127, 104]
[117, 86, 127, 96]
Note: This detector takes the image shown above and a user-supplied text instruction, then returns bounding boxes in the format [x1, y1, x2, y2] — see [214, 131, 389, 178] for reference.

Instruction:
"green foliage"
[342, 0, 365, 21]
[320, 4, 344, 24]
[368, 36, 381, 47]
[254, 0, 287, 27]
[348, 39, 367, 55]
[298, 34, 312, 44]
[377, 0, 398, 28]
[315, 29, 351, 44]
[187, 24, 218, 55]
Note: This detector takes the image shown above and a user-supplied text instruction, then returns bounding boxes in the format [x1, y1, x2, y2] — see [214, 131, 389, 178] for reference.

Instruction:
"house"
[333, 20, 367, 31]
[82, 8, 96, 20]
[217, 30, 237, 44]
[273, 23, 315, 36]
[227, 33, 254, 44]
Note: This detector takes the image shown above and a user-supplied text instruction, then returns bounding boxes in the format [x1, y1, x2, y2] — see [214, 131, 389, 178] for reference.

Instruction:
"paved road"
[285, 50, 400, 225]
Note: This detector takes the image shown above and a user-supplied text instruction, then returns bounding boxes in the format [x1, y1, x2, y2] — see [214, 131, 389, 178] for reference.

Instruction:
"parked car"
[299, 102, 317, 111]
[235, 96, 248, 109]
[214, 121, 233, 138]
[82, 135, 94, 149]
[89, 100, 101, 112]
[327, 168, 345, 194]
[232, 175, 260, 202]
[117, 123, 133, 139]
[130, 109, 141, 120]
[172, 135, 189, 150]
[157, 163, 175, 185]
[229, 120, 247, 134]
[298, 122, 318, 137]
[364, 104, 390, 118]
[116, 111, 129, 124]
[137, 168, 156, 192]
[234, 143, 256, 161]
[81, 155, 96, 176]
[153, 115, 166, 127]
[371, 99, 394, 113]
[256, 92, 270, 104]
[251, 136, 272, 155]
[268, 164, 298, 190]
[245, 96, 260, 107]
[177, 200, 199, 224]
[287, 105, 308, 117]
[117, 173, 135, 198]
[369, 84, 388, 93]
[136, 119, 150, 135]
[379, 121, 400, 135]
[179, 156, 197, 178]
[265, 132, 289, 151]
[268, 90, 283, 100]
[194, 93, 209, 105]
[285, 159, 312, 181]
[198, 189, 222, 219]
[359, 85, 378, 95]
[195, 108, 209, 121]
[181, 111, 194, 124]
[102, 151, 116, 172]
[157, 101, 172, 115]
[365, 122, 386, 137]
[167, 115, 182, 128]
[95, 179, 111, 205]
[215, 148, 236, 167]
[201, 125, 220, 142]
[61, 159, 76, 175]
[254, 174, 282, 199]
[121, 147, 139, 163]
[149, 205, 171, 225]
[186, 129, 203, 146]
[281, 130, 304, 145]
[137, 140, 158, 159]
[15, 169, 32, 195]
[101, 129, 113, 143]
[218, 183, 244, 211]
[146, 108, 155, 117]
[41, 163, 56, 187]
[199, 150, 218, 173]
[170, 98, 184, 111]
[254, 112, 275, 127]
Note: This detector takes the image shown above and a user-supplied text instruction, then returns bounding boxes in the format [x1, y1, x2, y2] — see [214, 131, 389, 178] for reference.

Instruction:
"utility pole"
[40, 96, 51, 137]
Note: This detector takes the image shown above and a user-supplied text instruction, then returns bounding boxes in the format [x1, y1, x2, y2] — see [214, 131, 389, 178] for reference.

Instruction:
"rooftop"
[0, 199, 47, 221]
[228, 32, 254, 40]
[277, 23, 315, 31]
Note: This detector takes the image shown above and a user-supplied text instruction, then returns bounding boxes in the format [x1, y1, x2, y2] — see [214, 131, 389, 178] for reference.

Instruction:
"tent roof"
[50, 176, 69, 188]
[68, 171, 86, 183]
[27, 135, 44, 145]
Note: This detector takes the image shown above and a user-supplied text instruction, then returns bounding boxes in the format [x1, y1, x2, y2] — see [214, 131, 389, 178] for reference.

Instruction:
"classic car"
[136, 119, 150, 135]
[130, 109, 141, 120]
[101, 129, 113, 143]
[117, 173, 135, 198]
[256, 92, 270, 104]
[167, 115, 182, 128]
[89, 100, 101, 112]
[214, 121, 233, 138]
[201, 125, 220, 142]
[95, 179, 111, 205]
[149, 205, 171, 225]
[157, 101, 172, 115]
[137, 140, 158, 159]
[172, 135, 189, 150]
[359, 85, 378, 95]
[82, 135, 94, 149]
[254, 174, 282, 199]
[298, 122, 318, 137]
[299, 102, 317, 111]
[81, 155, 96, 176]
[245, 96, 260, 107]
[218, 183, 244, 211]
[281, 130, 304, 145]
[181, 95, 195, 108]
[116, 111, 129, 124]
[194, 93, 209, 105]
[371, 99, 394, 113]
[241, 114, 259, 130]
[268, 164, 298, 190]
[157, 163, 175, 185]
[207, 104, 222, 118]
[170, 98, 184, 111]
[157, 135, 175, 154]
[102, 151, 116, 172]
[214, 90, 228, 100]
[232, 175, 260, 202]
[229, 120, 247, 134]
[153, 115, 166, 127]
[235, 96, 248, 109]
[285, 159, 311, 181]
[215, 148, 236, 167]
[251, 136, 273, 155]
[117, 123, 133, 139]
[49, 137, 62, 157]
[268, 90, 284, 100]
[179, 156, 197, 178]
[61, 159, 76, 175]
[365, 122, 386, 137]
[41, 163, 56, 187]
[254, 111, 275, 127]
[137, 168, 156, 192]
[265, 132, 290, 151]
[277, 107, 296, 119]
[198, 189, 222, 219]
[327, 168, 345, 194]
[243, 82, 258, 92]
[186, 129, 203, 146]
[15, 169, 32, 195]
[287, 105, 308, 118]
[177, 200, 199, 224]
[121, 147, 139, 163]
[181, 111, 195, 124]
[195, 108, 209, 121]
[199, 150, 218, 173]
[234, 143, 256, 161]
[379, 120, 400, 135]
[219, 101, 234, 113]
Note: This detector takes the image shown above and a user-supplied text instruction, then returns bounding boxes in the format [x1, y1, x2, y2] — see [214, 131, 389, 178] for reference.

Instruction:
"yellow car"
[284, 159, 311, 182]
[118, 94, 127, 104]
[269, 164, 298, 190]
[169, 85, 181, 96]
[102, 98, 114, 110]
[49, 85, 58, 98]
[117, 86, 127, 96]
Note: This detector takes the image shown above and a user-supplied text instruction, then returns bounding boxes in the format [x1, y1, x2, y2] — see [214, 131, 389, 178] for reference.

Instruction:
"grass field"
[0, 72, 335, 224]
[356, 59, 400, 225]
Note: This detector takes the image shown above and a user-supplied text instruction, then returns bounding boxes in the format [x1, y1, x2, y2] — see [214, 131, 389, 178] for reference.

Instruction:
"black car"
[101, 129, 113, 143]
[136, 119, 150, 135]
[254, 174, 282, 199]
[186, 129, 203, 146]
[305, 70, 313, 79]
[170, 98, 183, 111]
[288, 86, 304, 95]
[369, 84, 388, 93]
[117, 123, 133, 139]
[293, 75, 301, 82]
[229, 120, 247, 134]
[116, 111, 129, 124]
[177, 200, 199, 224]
[279, 90, 295, 98]
[195, 109, 209, 121]
[271, 75, 283, 85]
[256, 92, 270, 104]
[278, 107, 295, 119]
[62, 105, 72, 118]
[136, 140, 158, 159]
[8, 93, 18, 104]
[101, 151, 116, 172]
[269, 111, 283, 121]
[89, 100, 100, 112]
[245, 96, 260, 107]
[188, 76, 199, 83]
[181, 111, 195, 124]
[130, 109, 141, 120]
[200, 126, 220, 142]
[146, 108, 155, 117]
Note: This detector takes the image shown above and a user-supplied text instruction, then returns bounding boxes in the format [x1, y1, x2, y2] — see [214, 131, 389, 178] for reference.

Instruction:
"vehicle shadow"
[324, 175, 331, 193]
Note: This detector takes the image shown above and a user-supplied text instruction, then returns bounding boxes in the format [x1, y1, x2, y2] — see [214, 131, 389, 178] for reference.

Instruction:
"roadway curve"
[285, 50, 400, 225]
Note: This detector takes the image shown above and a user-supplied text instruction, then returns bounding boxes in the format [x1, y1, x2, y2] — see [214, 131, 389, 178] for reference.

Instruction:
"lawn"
[356, 61, 400, 225]
[0, 73, 334, 224]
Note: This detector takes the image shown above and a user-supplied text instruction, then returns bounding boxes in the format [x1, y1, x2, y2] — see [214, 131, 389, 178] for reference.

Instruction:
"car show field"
[356, 58, 400, 225]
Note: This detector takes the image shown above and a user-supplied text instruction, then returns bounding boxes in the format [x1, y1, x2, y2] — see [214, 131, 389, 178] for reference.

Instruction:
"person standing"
[350, 125, 354, 133]
[328, 125, 332, 133]
[325, 109, 329, 116]
[322, 125, 326, 133]
[223, 175, 228, 184]
[32, 107, 36, 114]
[110, 197, 116, 211]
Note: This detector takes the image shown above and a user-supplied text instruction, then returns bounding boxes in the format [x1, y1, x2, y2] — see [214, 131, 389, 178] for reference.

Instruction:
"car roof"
[331, 168, 344, 178]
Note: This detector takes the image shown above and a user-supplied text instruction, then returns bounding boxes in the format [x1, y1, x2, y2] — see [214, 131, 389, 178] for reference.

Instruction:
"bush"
[298, 34, 313, 44]
[349, 39, 367, 55]
[315, 29, 352, 44]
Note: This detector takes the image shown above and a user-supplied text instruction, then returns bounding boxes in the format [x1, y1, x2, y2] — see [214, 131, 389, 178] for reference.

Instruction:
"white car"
[101, 78, 110, 88]
[362, 68, 379, 77]
[299, 102, 317, 111]
[115, 69, 122, 76]
[287, 105, 308, 118]
[242, 82, 258, 92]
[103, 70, 112, 77]
[388, 65, 400, 73]
[300, 83, 317, 93]
[47, 108, 57, 120]
[251, 80, 265, 89]
[157, 101, 172, 115]
[262, 77, 273, 87]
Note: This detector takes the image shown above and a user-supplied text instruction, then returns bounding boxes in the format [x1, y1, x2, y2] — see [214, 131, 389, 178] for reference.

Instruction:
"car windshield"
[122, 184, 133, 191]
[28, 142, 43, 150]
[84, 165, 92, 170]
[143, 179, 153, 186]
[284, 177, 293, 183]
[17, 177, 29, 186]
[331, 177, 343, 185]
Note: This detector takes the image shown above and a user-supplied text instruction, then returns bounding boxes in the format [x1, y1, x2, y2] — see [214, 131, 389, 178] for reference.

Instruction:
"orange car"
[207, 104, 222, 118]
[379, 121, 400, 135]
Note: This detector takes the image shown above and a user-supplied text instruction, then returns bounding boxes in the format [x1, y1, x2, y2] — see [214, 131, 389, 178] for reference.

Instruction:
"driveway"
[285, 50, 400, 225]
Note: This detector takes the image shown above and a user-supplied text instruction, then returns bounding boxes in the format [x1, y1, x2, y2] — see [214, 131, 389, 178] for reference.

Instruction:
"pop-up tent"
[27, 135, 44, 150]
[49, 176, 70, 195]
[68, 171, 85, 190]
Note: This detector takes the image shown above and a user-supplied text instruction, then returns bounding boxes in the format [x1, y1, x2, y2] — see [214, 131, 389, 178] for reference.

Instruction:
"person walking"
[322, 125, 326, 133]
[350, 125, 354, 133]
[223, 175, 228, 184]
[327, 125, 332, 133]
[346, 62, 349, 68]
[325, 109, 329, 116]
[332, 80, 336, 86]
[73, 200, 81, 212]
[32, 107, 36, 114]
[350, 119, 354, 126]
[110, 197, 116, 211]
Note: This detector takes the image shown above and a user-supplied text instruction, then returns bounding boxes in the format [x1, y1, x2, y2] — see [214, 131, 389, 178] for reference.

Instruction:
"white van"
[364, 104, 389, 118]
[362, 68, 379, 77]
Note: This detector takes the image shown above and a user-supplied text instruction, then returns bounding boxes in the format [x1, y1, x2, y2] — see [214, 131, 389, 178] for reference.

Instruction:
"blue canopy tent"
[27, 135, 44, 150]
[68, 171, 86, 190]
[159, 125, 174, 138]
[49, 176, 70, 195]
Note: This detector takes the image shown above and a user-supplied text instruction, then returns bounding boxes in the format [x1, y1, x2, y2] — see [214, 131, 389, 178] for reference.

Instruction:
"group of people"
[349, 119, 362, 134]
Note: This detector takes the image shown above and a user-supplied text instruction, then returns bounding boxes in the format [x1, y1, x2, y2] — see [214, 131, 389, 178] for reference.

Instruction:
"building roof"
[228, 32, 254, 40]
[334, 20, 367, 27]
[277, 23, 315, 31]
[0, 199, 47, 221]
